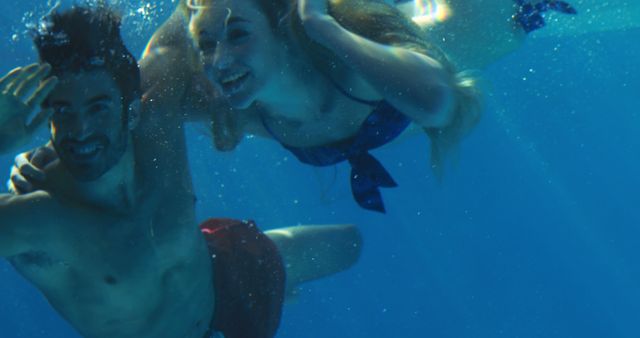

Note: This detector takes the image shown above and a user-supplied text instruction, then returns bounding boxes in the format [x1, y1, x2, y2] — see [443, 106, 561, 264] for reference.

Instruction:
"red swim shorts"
[200, 218, 285, 338]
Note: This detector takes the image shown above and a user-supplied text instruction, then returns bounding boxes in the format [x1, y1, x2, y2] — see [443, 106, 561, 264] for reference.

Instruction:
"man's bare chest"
[12, 192, 200, 291]
[8, 195, 212, 337]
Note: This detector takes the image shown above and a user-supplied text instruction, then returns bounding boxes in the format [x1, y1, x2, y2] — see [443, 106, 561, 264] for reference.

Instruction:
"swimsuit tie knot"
[348, 152, 398, 213]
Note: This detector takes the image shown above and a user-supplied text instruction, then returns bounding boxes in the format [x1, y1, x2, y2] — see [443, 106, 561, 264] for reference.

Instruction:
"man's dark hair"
[33, 5, 141, 113]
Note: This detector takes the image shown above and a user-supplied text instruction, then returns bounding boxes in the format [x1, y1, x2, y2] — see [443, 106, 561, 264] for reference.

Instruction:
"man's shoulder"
[2, 190, 53, 208]
[0, 190, 64, 257]
[2, 190, 71, 225]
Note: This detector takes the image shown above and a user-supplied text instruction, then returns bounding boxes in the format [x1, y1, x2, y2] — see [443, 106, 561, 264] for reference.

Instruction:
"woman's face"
[188, 0, 282, 109]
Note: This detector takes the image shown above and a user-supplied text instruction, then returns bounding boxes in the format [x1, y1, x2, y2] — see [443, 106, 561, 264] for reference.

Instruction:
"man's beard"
[54, 129, 128, 182]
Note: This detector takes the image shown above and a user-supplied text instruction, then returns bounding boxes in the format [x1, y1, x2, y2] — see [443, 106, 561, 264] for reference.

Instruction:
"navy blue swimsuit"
[262, 90, 411, 213]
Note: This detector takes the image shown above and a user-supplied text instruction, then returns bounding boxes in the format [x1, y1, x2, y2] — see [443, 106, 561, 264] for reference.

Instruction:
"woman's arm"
[298, 0, 455, 128]
[139, 3, 209, 123]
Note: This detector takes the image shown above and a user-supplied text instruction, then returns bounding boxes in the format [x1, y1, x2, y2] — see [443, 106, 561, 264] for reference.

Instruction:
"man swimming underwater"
[0, 5, 361, 338]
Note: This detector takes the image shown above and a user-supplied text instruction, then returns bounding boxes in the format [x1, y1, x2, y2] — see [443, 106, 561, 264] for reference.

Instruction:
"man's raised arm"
[0, 64, 59, 256]
[0, 64, 57, 153]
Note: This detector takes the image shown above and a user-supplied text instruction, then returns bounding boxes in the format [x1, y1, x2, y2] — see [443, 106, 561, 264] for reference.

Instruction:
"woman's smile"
[219, 69, 251, 95]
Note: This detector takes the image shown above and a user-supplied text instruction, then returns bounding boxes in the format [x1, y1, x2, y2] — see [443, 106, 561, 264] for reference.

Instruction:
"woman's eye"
[228, 29, 249, 41]
[187, 0, 213, 8]
[199, 39, 217, 54]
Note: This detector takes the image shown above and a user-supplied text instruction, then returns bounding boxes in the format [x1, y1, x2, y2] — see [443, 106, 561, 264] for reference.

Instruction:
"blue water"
[1, 1, 639, 337]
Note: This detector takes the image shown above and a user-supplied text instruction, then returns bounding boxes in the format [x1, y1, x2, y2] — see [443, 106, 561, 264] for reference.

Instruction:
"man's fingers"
[26, 76, 58, 109]
[27, 108, 54, 133]
[0, 67, 23, 90]
[14, 64, 52, 100]
[4, 64, 38, 94]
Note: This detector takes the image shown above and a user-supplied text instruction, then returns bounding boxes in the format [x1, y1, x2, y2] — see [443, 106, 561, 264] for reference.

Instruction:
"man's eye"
[52, 108, 73, 122]
[228, 29, 250, 41]
[53, 107, 70, 116]
[89, 104, 109, 114]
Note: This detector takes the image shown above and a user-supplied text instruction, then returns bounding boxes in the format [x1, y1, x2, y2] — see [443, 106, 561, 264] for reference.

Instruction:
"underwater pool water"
[0, 1, 639, 337]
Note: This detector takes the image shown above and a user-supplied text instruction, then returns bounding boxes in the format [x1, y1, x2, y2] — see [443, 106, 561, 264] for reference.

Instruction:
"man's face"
[47, 70, 130, 181]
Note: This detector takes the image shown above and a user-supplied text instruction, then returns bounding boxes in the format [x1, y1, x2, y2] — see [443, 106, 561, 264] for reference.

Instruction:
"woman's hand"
[297, 0, 340, 44]
[7, 143, 58, 195]
[298, 0, 329, 20]
[0, 63, 58, 152]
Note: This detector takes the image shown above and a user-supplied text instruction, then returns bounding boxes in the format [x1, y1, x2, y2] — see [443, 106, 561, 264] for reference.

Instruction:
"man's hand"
[7, 144, 58, 195]
[0, 63, 58, 152]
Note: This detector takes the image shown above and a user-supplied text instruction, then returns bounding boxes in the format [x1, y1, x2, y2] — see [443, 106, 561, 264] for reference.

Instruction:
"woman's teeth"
[220, 70, 250, 95]
[221, 71, 247, 84]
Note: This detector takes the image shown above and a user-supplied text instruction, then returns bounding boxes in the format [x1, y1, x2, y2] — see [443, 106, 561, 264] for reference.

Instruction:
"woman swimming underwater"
[181, 0, 481, 212]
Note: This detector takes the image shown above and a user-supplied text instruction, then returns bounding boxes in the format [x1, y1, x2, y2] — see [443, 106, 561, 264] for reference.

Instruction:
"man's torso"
[9, 185, 215, 338]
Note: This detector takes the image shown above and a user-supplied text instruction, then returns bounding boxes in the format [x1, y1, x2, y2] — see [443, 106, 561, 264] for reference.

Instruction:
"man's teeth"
[73, 143, 101, 155]
[222, 72, 246, 84]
